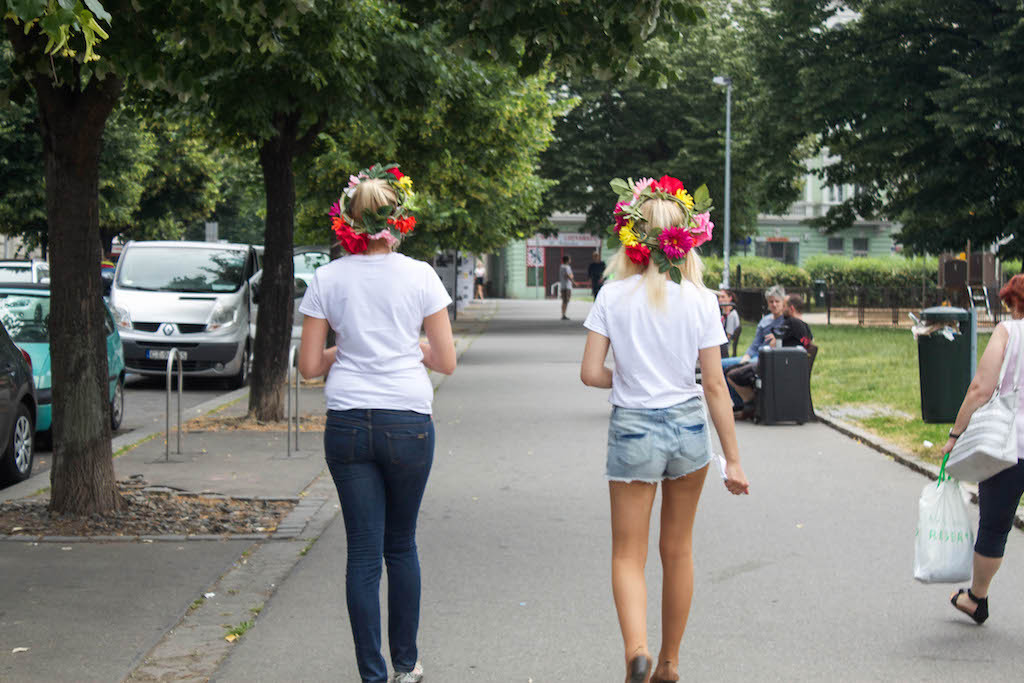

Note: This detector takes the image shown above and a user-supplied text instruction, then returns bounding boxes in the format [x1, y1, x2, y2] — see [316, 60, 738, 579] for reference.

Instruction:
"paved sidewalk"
[1, 303, 497, 683]
[213, 299, 1024, 682]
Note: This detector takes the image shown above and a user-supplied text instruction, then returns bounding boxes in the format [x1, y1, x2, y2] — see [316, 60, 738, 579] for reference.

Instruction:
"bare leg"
[952, 553, 1003, 614]
[610, 480, 658, 667]
[654, 466, 708, 681]
[561, 298, 569, 319]
[726, 376, 755, 405]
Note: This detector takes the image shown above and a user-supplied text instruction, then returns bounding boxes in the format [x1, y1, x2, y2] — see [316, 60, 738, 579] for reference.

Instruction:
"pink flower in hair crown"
[369, 229, 399, 248]
[691, 212, 714, 247]
[632, 177, 654, 199]
[658, 226, 695, 260]
[613, 202, 632, 228]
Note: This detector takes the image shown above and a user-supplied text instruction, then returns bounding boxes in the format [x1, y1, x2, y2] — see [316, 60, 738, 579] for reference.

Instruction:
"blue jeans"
[721, 355, 755, 409]
[976, 458, 1024, 558]
[324, 409, 435, 683]
[606, 398, 712, 482]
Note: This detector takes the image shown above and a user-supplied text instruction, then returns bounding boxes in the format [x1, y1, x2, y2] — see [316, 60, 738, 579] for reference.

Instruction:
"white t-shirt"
[298, 253, 452, 414]
[724, 308, 740, 337]
[583, 276, 727, 409]
[559, 263, 573, 290]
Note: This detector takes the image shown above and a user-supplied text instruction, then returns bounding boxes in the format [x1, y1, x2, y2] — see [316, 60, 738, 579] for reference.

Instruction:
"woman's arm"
[742, 318, 768, 362]
[580, 331, 613, 388]
[698, 344, 749, 495]
[421, 308, 456, 375]
[298, 316, 336, 379]
[941, 323, 1011, 454]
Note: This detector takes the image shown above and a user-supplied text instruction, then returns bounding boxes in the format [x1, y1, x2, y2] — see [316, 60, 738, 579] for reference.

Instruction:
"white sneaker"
[390, 662, 423, 683]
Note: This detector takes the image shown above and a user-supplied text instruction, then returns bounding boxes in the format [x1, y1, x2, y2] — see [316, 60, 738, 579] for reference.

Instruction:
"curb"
[815, 410, 1024, 531]
[0, 386, 250, 504]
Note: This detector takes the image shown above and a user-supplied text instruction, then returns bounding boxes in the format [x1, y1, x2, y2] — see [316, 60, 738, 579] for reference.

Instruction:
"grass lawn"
[732, 322, 990, 463]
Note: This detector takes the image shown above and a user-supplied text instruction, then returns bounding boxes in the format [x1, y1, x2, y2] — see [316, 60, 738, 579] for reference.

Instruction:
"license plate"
[146, 349, 188, 360]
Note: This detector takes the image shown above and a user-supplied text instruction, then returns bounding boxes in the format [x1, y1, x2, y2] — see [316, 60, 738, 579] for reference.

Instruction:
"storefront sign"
[527, 232, 602, 248]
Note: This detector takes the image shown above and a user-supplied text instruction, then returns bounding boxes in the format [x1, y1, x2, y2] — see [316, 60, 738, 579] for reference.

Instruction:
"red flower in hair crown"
[328, 163, 417, 254]
[607, 174, 714, 283]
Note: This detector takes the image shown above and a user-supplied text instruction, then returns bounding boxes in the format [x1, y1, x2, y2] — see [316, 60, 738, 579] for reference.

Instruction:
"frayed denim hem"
[606, 475, 662, 484]
[606, 456, 711, 484]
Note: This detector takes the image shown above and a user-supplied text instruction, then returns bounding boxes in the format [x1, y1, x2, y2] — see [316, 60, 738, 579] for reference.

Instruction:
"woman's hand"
[724, 462, 750, 495]
[940, 437, 958, 456]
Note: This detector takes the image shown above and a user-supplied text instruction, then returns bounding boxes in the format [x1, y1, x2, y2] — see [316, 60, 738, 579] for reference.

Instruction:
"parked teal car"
[0, 284, 125, 437]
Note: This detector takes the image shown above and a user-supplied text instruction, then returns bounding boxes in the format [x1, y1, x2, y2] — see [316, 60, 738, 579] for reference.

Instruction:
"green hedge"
[803, 255, 939, 290]
[702, 255, 811, 289]
[701, 254, 940, 291]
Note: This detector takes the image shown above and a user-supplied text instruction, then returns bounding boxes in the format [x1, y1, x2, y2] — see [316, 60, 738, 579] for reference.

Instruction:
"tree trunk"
[248, 114, 299, 421]
[32, 69, 123, 514]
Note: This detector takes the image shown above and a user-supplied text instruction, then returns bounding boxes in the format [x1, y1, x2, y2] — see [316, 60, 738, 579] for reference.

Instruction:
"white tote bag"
[914, 467, 974, 583]
[945, 322, 1022, 483]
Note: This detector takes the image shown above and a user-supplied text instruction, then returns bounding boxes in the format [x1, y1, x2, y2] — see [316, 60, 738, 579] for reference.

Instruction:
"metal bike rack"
[165, 348, 184, 461]
[286, 344, 300, 457]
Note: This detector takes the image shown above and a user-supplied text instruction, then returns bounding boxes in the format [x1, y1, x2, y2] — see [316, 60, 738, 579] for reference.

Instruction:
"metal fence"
[731, 285, 1005, 327]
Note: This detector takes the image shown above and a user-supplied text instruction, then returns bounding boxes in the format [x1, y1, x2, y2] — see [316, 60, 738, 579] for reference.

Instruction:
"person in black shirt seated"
[726, 293, 813, 417]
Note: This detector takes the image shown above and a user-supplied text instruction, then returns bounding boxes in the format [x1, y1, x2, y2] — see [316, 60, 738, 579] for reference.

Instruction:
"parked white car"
[0, 259, 49, 284]
[108, 241, 259, 387]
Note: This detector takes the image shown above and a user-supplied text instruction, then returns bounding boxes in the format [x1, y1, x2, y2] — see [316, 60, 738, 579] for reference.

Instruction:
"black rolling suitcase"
[755, 347, 811, 425]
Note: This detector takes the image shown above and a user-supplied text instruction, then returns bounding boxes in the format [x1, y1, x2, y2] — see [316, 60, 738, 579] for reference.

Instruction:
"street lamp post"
[713, 75, 732, 288]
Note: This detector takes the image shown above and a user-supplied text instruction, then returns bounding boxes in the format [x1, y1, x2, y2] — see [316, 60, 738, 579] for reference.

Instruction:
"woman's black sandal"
[951, 588, 989, 624]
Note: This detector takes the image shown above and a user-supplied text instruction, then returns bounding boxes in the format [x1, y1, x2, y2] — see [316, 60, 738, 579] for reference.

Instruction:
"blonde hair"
[605, 197, 706, 309]
[348, 178, 397, 222]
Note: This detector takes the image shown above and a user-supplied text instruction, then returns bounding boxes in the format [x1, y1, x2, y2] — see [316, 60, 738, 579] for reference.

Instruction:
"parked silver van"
[108, 241, 259, 386]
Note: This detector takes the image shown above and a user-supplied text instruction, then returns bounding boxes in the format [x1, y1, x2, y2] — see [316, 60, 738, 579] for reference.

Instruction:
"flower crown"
[606, 175, 714, 283]
[329, 163, 417, 254]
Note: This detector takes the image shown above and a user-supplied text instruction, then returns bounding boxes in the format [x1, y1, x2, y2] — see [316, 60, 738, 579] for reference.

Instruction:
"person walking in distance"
[298, 164, 456, 683]
[943, 273, 1024, 625]
[581, 175, 749, 683]
[560, 254, 576, 320]
[474, 259, 486, 300]
[588, 250, 607, 298]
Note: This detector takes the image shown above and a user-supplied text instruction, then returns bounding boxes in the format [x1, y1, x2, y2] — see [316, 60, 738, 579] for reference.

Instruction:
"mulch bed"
[0, 477, 296, 538]
[183, 414, 327, 433]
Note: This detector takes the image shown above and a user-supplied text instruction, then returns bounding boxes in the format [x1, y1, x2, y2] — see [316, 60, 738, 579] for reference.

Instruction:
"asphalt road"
[215, 299, 1024, 682]
[8, 373, 237, 489]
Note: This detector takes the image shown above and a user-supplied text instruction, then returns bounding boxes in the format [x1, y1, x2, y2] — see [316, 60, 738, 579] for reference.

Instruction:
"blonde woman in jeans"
[581, 175, 749, 683]
[299, 164, 456, 683]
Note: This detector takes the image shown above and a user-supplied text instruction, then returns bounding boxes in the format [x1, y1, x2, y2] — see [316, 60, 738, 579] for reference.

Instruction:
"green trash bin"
[916, 306, 971, 423]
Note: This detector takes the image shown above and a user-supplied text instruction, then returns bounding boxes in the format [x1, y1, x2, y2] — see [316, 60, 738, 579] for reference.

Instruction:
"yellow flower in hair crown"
[606, 175, 714, 283]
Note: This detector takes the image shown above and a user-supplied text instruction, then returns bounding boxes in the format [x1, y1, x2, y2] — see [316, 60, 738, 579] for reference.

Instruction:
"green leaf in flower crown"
[610, 178, 632, 200]
[692, 184, 712, 213]
[669, 266, 683, 284]
[606, 233, 620, 249]
[653, 250, 669, 271]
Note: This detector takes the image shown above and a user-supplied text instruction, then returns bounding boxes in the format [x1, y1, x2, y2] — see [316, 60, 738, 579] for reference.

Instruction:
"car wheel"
[110, 376, 125, 431]
[1, 404, 34, 484]
[230, 341, 252, 389]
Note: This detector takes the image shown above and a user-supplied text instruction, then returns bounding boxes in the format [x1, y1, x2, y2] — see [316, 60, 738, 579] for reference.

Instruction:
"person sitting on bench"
[720, 284, 787, 408]
[726, 294, 813, 419]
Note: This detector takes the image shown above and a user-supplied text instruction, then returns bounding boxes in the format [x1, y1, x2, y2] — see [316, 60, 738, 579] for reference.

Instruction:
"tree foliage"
[539, 0, 807, 250]
[753, 0, 1024, 257]
[296, 59, 564, 259]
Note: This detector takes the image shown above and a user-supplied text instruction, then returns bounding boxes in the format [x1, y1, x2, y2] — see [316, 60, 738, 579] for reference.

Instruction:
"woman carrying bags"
[581, 175, 749, 683]
[942, 273, 1024, 625]
[298, 164, 456, 683]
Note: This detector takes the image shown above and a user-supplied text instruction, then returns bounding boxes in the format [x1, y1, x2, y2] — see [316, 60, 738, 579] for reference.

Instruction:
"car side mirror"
[251, 282, 260, 305]
[294, 278, 307, 299]
[100, 271, 113, 296]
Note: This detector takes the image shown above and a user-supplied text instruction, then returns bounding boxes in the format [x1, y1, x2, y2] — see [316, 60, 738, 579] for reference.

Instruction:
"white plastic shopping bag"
[914, 474, 973, 584]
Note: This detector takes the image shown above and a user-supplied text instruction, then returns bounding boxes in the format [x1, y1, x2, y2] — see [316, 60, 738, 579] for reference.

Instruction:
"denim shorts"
[606, 397, 713, 483]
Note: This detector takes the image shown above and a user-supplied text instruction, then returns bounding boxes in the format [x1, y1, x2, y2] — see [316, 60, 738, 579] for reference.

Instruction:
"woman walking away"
[581, 175, 749, 683]
[298, 163, 456, 683]
[943, 273, 1024, 625]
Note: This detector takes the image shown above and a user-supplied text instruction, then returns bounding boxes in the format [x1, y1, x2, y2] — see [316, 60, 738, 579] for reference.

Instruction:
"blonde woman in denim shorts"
[581, 176, 748, 683]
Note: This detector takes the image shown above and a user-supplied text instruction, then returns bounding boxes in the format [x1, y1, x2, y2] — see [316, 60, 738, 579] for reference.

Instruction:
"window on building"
[827, 237, 844, 254]
[755, 240, 800, 265]
[853, 237, 869, 257]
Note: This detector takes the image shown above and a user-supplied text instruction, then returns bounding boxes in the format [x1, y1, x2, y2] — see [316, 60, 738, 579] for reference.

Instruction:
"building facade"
[752, 154, 901, 265]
